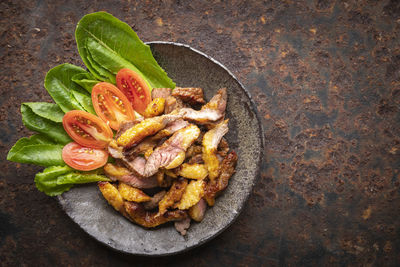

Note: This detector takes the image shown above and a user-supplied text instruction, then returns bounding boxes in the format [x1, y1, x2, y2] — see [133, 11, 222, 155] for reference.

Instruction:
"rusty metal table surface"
[1, 0, 399, 266]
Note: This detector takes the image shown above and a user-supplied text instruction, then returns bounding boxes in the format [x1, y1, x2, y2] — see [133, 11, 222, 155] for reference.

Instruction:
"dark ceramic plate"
[57, 42, 263, 256]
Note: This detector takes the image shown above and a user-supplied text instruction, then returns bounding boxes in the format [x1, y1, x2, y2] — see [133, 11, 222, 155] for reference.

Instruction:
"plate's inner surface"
[58, 42, 263, 256]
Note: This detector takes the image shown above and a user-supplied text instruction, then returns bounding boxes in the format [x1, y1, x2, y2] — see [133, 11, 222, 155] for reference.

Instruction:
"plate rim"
[57, 41, 265, 256]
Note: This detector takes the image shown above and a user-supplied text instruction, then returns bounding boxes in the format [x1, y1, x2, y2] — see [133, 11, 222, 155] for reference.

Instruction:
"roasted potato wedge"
[178, 163, 208, 180]
[118, 182, 151, 202]
[98, 182, 124, 212]
[176, 180, 205, 210]
[159, 178, 188, 214]
[143, 97, 165, 118]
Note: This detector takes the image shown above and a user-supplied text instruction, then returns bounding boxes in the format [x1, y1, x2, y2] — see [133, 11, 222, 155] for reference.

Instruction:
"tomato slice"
[62, 142, 108, 171]
[63, 110, 113, 149]
[116, 68, 151, 115]
[92, 82, 135, 130]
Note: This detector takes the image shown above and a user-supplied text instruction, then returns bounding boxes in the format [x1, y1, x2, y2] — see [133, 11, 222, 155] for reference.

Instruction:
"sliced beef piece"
[104, 163, 159, 189]
[125, 124, 200, 177]
[204, 151, 238, 206]
[115, 118, 144, 140]
[143, 190, 167, 210]
[143, 124, 200, 176]
[151, 88, 171, 99]
[217, 138, 230, 157]
[116, 114, 182, 148]
[179, 88, 227, 124]
[188, 198, 207, 222]
[124, 202, 187, 228]
[187, 153, 204, 164]
[202, 119, 229, 180]
[164, 96, 187, 114]
[152, 119, 189, 140]
[159, 178, 188, 214]
[172, 87, 206, 105]
[174, 217, 191, 236]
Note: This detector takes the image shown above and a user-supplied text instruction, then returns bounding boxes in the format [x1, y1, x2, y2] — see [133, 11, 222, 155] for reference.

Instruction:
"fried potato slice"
[159, 178, 188, 214]
[118, 182, 151, 202]
[98, 181, 124, 212]
[178, 163, 208, 180]
[143, 97, 165, 118]
[176, 180, 205, 210]
[104, 163, 131, 177]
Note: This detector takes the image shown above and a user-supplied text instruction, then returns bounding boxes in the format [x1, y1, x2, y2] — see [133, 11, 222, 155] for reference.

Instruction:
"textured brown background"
[1, 0, 400, 266]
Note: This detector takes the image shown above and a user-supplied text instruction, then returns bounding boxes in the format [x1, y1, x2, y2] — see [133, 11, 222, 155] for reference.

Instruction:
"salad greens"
[35, 166, 110, 196]
[44, 63, 93, 113]
[7, 134, 65, 167]
[75, 11, 175, 89]
[71, 72, 99, 93]
[7, 12, 175, 196]
[21, 103, 72, 144]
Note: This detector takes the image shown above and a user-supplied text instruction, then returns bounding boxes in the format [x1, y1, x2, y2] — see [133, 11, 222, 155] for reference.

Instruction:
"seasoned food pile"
[99, 87, 238, 235]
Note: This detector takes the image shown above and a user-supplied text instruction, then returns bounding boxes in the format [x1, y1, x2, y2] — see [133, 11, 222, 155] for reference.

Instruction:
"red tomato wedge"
[62, 142, 108, 171]
[92, 82, 135, 130]
[63, 110, 113, 149]
[116, 68, 151, 115]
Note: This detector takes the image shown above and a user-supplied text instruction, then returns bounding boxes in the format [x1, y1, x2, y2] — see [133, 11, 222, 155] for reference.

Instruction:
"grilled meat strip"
[125, 124, 200, 177]
[174, 217, 191, 236]
[124, 202, 188, 228]
[179, 88, 227, 124]
[159, 178, 188, 214]
[204, 151, 238, 206]
[117, 114, 182, 148]
[151, 88, 171, 99]
[165, 96, 186, 114]
[104, 163, 158, 189]
[143, 190, 167, 210]
[188, 198, 207, 222]
[202, 119, 229, 180]
[172, 87, 206, 105]
[144, 124, 200, 176]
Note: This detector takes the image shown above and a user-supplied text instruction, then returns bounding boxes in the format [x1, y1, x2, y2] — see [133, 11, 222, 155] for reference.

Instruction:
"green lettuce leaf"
[56, 172, 110, 185]
[29, 134, 56, 144]
[35, 166, 110, 196]
[35, 166, 74, 196]
[23, 102, 64, 123]
[44, 63, 87, 112]
[70, 89, 96, 114]
[75, 11, 175, 89]
[21, 103, 72, 145]
[71, 72, 99, 93]
[7, 134, 64, 166]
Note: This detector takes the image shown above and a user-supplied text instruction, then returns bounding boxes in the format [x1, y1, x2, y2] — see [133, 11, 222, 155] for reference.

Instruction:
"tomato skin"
[116, 68, 151, 115]
[63, 110, 113, 149]
[92, 82, 135, 130]
[62, 142, 108, 171]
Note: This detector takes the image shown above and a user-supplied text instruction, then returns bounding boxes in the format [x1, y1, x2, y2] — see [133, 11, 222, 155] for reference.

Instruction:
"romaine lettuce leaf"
[21, 104, 72, 144]
[75, 11, 175, 89]
[70, 89, 96, 114]
[35, 166, 110, 196]
[71, 72, 99, 93]
[23, 102, 64, 123]
[7, 134, 64, 166]
[44, 63, 87, 112]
